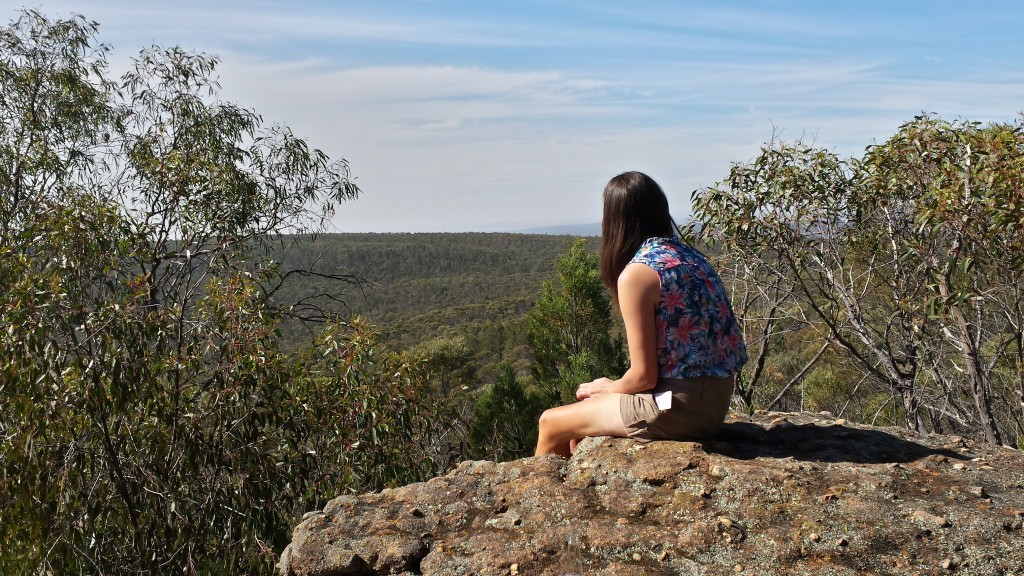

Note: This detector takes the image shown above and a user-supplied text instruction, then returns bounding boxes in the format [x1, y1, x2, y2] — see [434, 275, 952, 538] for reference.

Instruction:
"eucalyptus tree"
[0, 10, 116, 238]
[695, 118, 1024, 446]
[0, 10, 432, 575]
[859, 116, 1024, 445]
[694, 141, 933, 431]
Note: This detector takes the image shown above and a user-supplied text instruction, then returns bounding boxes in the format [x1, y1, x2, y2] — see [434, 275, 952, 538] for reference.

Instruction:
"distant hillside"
[512, 222, 600, 236]
[512, 217, 699, 237]
[267, 233, 599, 349]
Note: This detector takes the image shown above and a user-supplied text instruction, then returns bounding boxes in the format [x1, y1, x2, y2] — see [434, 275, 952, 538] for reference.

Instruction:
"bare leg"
[535, 394, 628, 457]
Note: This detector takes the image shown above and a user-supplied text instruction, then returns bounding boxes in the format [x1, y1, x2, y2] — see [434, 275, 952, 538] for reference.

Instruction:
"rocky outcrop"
[278, 412, 1024, 575]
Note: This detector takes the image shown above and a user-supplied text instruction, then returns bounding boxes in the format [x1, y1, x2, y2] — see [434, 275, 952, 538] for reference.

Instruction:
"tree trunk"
[899, 379, 921, 432]
[939, 280, 1004, 445]
[958, 337, 1004, 445]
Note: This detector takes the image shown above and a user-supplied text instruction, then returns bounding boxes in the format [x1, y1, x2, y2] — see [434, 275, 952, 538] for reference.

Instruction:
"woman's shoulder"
[631, 236, 689, 269]
[618, 261, 661, 304]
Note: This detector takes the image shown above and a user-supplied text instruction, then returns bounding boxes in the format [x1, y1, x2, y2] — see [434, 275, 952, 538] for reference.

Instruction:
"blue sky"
[15, 1, 1024, 232]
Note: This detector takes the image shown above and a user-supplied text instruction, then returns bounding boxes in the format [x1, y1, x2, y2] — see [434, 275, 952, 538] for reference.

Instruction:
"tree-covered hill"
[269, 233, 599, 348]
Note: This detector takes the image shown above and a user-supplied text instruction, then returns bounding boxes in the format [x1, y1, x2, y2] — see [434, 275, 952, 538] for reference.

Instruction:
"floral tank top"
[630, 237, 748, 379]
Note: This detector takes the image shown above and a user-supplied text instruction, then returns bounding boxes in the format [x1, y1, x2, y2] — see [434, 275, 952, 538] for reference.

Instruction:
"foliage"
[703, 241, 824, 415]
[857, 116, 1024, 444]
[468, 364, 544, 461]
[0, 10, 430, 575]
[526, 239, 626, 405]
[697, 137, 935, 431]
[295, 319, 441, 493]
[694, 116, 1024, 445]
[0, 9, 116, 233]
[399, 337, 478, 474]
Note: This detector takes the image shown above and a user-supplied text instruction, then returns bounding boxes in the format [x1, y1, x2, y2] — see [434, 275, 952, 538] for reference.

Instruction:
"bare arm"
[576, 262, 660, 399]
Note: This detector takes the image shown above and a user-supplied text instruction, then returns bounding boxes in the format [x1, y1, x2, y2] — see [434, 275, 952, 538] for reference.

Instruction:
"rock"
[279, 411, 1024, 576]
[912, 509, 951, 527]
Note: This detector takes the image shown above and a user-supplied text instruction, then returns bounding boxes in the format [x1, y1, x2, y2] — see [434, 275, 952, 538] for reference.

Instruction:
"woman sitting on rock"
[535, 171, 748, 457]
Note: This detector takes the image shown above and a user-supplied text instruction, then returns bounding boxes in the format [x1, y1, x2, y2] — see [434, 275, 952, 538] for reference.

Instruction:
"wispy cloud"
[19, 0, 1024, 231]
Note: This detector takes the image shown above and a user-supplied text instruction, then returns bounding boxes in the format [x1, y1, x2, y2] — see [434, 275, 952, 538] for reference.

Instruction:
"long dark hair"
[599, 171, 676, 298]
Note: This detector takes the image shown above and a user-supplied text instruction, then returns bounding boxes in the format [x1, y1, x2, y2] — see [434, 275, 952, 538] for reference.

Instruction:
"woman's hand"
[576, 377, 614, 400]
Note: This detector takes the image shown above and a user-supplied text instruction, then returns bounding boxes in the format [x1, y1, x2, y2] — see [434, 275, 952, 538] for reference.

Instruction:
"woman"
[535, 171, 747, 457]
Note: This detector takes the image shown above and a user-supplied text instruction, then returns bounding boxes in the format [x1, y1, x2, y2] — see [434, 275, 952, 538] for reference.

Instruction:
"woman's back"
[629, 236, 747, 380]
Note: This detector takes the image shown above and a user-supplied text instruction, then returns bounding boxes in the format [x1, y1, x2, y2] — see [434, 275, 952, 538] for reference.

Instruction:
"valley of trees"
[2, 9, 1023, 576]
[267, 232, 598, 350]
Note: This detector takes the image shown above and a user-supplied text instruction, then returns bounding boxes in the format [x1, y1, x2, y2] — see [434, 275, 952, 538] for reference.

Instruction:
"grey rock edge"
[279, 411, 1024, 576]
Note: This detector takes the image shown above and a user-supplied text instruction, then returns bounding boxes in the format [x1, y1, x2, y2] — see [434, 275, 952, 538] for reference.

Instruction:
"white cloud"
[16, 1, 1024, 231]
[184, 53, 1024, 231]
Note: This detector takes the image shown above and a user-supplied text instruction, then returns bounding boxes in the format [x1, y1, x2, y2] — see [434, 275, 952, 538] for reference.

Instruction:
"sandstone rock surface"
[279, 412, 1024, 575]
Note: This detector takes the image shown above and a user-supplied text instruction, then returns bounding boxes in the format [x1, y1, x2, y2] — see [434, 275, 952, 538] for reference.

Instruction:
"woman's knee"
[538, 406, 581, 444]
[537, 407, 561, 434]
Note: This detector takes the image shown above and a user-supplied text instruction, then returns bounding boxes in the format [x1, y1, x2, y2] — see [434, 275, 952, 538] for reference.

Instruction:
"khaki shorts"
[620, 375, 735, 442]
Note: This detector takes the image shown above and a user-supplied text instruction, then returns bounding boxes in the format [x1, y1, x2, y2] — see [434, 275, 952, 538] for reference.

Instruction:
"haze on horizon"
[17, 1, 1024, 232]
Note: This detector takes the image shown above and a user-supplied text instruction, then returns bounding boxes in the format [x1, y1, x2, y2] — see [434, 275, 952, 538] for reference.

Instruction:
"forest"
[2, 9, 1023, 575]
